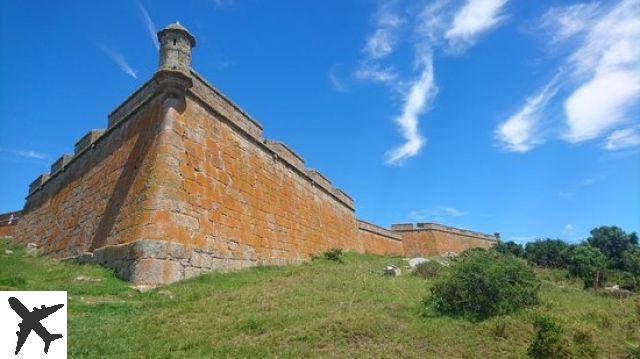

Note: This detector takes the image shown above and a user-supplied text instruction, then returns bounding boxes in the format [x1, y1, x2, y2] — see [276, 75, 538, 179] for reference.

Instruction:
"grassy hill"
[1, 238, 638, 358]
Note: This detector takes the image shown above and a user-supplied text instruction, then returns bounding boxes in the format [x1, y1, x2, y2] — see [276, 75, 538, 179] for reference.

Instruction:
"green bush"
[426, 250, 540, 320]
[412, 261, 444, 279]
[323, 248, 343, 263]
[622, 247, 640, 276]
[527, 315, 570, 358]
[525, 239, 572, 268]
[567, 246, 607, 288]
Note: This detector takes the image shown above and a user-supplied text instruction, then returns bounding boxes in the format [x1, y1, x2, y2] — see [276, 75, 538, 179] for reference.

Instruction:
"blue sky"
[1, 0, 638, 243]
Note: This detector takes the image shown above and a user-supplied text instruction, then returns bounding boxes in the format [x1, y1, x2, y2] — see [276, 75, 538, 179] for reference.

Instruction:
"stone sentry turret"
[157, 22, 196, 72]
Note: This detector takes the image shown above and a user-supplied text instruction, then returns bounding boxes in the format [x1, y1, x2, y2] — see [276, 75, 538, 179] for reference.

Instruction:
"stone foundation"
[78, 240, 273, 285]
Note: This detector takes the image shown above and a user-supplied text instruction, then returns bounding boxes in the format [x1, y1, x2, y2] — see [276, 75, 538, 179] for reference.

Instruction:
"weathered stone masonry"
[392, 223, 497, 257]
[12, 23, 496, 284]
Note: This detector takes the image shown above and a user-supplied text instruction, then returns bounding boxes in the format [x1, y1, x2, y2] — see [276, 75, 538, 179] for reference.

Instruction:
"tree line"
[496, 226, 639, 289]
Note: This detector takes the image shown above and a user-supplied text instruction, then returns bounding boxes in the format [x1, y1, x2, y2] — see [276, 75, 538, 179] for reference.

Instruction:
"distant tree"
[495, 240, 524, 258]
[621, 247, 640, 276]
[568, 246, 607, 288]
[586, 226, 638, 269]
[524, 239, 571, 268]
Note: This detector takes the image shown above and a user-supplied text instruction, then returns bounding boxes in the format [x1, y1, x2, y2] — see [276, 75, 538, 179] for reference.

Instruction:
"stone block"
[74, 129, 105, 154]
[28, 173, 50, 194]
[305, 169, 331, 189]
[184, 266, 205, 279]
[332, 188, 355, 209]
[265, 140, 304, 169]
[391, 223, 414, 231]
[129, 258, 184, 285]
[129, 240, 169, 260]
[51, 154, 73, 174]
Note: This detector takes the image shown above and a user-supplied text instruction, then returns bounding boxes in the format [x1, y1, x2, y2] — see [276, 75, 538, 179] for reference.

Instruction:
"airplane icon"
[8, 296, 64, 355]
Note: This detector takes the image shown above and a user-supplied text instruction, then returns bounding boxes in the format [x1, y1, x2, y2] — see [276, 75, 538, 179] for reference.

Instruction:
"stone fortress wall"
[392, 223, 498, 257]
[9, 23, 496, 284]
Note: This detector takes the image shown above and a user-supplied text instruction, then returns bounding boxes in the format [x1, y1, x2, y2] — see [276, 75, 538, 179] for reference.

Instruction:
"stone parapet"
[74, 129, 105, 154]
[28, 173, 50, 194]
[265, 140, 305, 169]
[305, 169, 332, 190]
[357, 220, 402, 241]
[392, 222, 497, 242]
[108, 77, 158, 128]
[51, 154, 73, 174]
[390, 223, 414, 231]
[189, 70, 263, 140]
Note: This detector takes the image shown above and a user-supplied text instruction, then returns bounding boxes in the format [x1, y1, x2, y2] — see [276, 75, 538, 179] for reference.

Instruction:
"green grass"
[1, 238, 638, 358]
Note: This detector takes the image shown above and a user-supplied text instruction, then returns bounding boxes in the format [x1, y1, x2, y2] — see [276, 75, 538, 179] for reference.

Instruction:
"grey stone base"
[76, 240, 261, 285]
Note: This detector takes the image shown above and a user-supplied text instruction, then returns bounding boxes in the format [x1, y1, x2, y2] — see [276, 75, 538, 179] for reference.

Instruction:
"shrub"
[413, 261, 444, 279]
[567, 246, 607, 288]
[426, 250, 540, 320]
[323, 248, 343, 263]
[527, 315, 570, 358]
[622, 247, 640, 276]
[496, 240, 525, 258]
[586, 226, 638, 269]
[525, 239, 572, 268]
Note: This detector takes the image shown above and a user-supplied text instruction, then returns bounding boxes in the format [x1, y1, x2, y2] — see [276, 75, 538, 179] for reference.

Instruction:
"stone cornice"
[391, 222, 497, 242]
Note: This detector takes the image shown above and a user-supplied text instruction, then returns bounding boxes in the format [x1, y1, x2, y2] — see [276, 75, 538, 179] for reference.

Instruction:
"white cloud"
[495, 76, 560, 152]
[501, 0, 640, 152]
[547, 0, 640, 144]
[445, 0, 509, 51]
[385, 55, 435, 165]
[212, 0, 235, 9]
[539, 3, 600, 43]
[100, 46, 138, 79]
[409, 205, 467, 222]
[356, 0, 509, 165]
[138, 2, 159, 50]
[363, 6, 404, 60]
[0, 147, 48, 161]
[328, 66, 346, 92]
[562, 224, 576, 235]
[565, 69, 640, 142]
[16, 150, 48, 160]
[354, 63, 398, 84]
[604, 126, 640, 150]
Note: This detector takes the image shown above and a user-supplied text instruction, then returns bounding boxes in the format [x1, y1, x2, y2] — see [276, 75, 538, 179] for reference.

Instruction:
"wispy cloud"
[604, 126, 640, 150]
[564, 70, 640, 142]
[328, 66, 347, 92]
[562, 223, 576, 235]
[409, 205, 467, 222]
[100, 45, 138, 79]
[138, 2, 159, 50]
[363, 8, 405, 60]
[354, 63, 399, 85]
[385, 55, 434, 164]
[355, 0, 509, 165]
[495, 74, 560, 152]
[0, 147, 49, 161]
[562, 0, 640, 144]
[503, 0, 640, 153]
[445, 0, 510, 52]
[212, 0, 235, 9]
